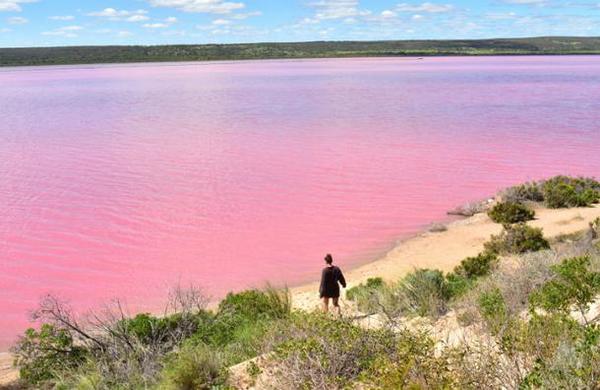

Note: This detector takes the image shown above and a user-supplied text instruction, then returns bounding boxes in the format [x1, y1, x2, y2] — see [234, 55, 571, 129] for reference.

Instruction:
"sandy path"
[291, 204, 600, 311]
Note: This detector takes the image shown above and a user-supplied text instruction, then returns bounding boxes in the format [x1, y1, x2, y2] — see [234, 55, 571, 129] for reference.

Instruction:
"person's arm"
[337, 267, 347, 288]
[319, 268, 326, 298]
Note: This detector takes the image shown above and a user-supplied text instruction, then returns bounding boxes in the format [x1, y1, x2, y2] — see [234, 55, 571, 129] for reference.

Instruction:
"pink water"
[1, 56, 600, 349]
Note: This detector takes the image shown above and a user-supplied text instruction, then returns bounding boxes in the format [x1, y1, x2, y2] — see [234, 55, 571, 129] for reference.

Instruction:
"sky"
[0, 0, 599, 47]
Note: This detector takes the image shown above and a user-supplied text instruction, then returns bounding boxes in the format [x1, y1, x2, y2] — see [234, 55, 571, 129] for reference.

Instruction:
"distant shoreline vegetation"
[2, 36, 600, 67]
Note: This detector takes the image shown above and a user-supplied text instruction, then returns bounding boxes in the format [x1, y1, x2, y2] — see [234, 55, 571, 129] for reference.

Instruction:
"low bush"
[268, 312, 396, 389]
[157, 344, 227, 390]
[445, 272, 473, 299]
[478, 288, 509, 334]
[453, 251, 499, 280]
[345, 277, 387, 313]
[398, 269, 451, 318]
[502, 182, 544, 203]
[542, 176, 600, 208]
[195, 287, 290, 349]
[268, 312, 456, 389]
[346, 277, 384, 301]
[484, 223, 550, 255]
[488, 201, 535, 224]
[529, 256, 600, 322]
[11, 324, 87, 385]
[218, 287, 290, 323]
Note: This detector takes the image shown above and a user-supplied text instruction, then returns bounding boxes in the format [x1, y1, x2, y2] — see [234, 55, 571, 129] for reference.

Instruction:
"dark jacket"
[319, 265, 346, 298]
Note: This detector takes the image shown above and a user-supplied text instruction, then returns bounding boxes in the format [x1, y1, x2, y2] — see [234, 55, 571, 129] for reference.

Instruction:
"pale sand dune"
[2, 204, 599, 387]
[290, 204, 600, 312]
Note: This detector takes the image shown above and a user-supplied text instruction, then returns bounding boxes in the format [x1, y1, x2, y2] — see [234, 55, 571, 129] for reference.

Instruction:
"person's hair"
[324, 254, 333, 264]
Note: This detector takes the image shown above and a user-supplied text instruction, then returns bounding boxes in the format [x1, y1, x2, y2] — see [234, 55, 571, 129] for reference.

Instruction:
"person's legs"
[322, 297, 329, 313]
[332, 297, 341, 316]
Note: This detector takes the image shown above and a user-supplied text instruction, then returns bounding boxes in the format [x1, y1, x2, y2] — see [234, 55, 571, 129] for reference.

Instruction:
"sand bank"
[290, 204, 600, 312]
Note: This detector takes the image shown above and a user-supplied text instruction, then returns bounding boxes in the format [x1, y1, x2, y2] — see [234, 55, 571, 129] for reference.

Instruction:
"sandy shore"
[290, 203, 600, 312]
[2, 203, 599, 387]
[0, 353, 17, 388]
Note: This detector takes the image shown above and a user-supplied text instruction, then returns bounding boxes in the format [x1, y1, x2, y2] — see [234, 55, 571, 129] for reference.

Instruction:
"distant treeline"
[1, 36, 600, 67]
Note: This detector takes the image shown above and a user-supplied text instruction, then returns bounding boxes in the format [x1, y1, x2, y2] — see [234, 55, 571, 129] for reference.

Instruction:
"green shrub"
[445, 272, 473, 299]
[478, 288, 508, 334]
[345, 277, 387, 313]
[542, 176, 600, 208]
[346, 277, 384, 301]
[488, 201, 535, 224]
[502, 182, 544, 203]
[157, 344, 227, 390]
[218, 287, 290, 323]
[484, 223, 550, 255]
[362, 330, 457, 389]
[192, 287, 290, 349]
[529, 256, 600, 320]
[453, 252, 499, 279]
[12, 324, 87, 385]
[399, 269, 451, 317]
[270, 313, 405, 389]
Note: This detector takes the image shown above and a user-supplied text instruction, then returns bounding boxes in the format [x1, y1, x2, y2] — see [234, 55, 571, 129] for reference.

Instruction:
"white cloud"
[165, 16, 178, 23]
[0, 27, 11, 32]
[143, 22, 168, 28]
[42, 25, 83, 37]
[212, 18, 231, 25]
[147, 0, 245, 14]
[502, 0, 546, 4]
[381, 10, 396, 18]
[228, 10, 261, 19]
[7, 15, 27, 24]
[49, 15, 75, 21]
[310, 0, 371, 20]
[0, 0, 35, 12]
[412, 14, 423, 20]
[88, 8, 150, 22]
[395, 2, 454, 13]
[117, 30, 133, 37]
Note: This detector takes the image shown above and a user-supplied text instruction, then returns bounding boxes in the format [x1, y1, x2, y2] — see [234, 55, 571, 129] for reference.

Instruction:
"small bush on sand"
[542, 176, 600, 208]
[488, 201, 535, 224]
[345, 277, 387, 313]
[346, 277, 384, 301]
[157, 344, 227, 390]
[485, 223, 550, 255]
[217, 287, 291, 323]
[398, 269, 451, 318]
[198, 287, 290, 349]
[11, 324, 87, 385]
[502, 182, 544, 203]
[268, 312, 456, 389]
[268, 312, 396, 389]
[529, 256, 600, 322]
[453, 251, 499, 280]
[362, 330, 457, 389]
[478, 288, 509, 335]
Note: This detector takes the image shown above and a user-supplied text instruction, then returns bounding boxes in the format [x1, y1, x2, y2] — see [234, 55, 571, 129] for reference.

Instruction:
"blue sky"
[1, 0, 599, 47]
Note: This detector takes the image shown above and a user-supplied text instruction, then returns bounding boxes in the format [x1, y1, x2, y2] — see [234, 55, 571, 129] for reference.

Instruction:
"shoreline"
[2, 203, 599, 386]
[290, 202, 600, 312]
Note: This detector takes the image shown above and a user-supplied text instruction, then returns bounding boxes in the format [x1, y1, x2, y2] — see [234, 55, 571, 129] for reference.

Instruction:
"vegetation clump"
[488, 201, 535, 224]
[502, 175, 600, 209]
[484, 223, 550, 255]
[542, 176, 600, 208]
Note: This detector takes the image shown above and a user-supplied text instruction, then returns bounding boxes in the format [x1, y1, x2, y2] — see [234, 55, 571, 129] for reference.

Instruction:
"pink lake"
[1, 56, 600, 349]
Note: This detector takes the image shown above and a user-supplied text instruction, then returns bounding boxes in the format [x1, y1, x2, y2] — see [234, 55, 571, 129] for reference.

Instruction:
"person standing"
[319, 254, 346, 314]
